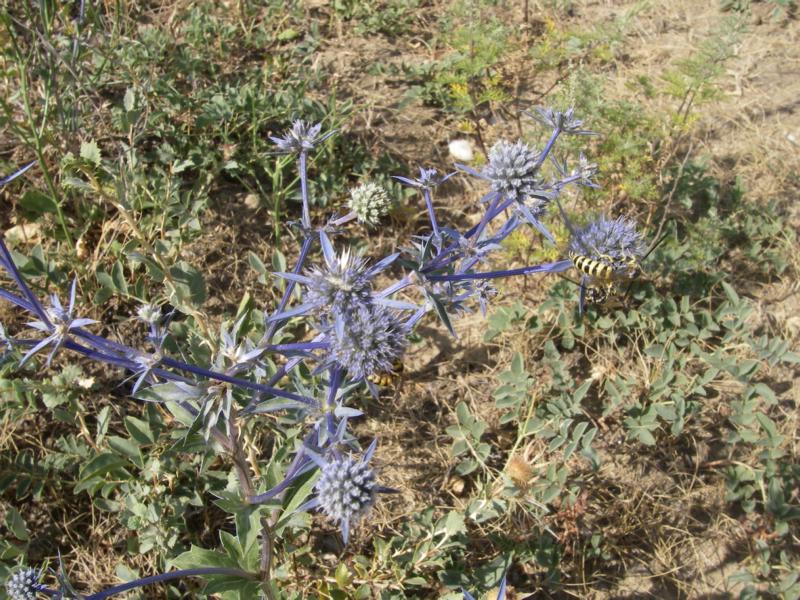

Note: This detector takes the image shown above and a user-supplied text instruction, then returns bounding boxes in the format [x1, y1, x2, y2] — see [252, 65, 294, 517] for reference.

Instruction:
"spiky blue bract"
[21, 278, 97, 366]
[0, 161, 35, 186]
[528, 106, 596, 136]
[393, 166, 456, 190]
[483, 140, 541, 203]
[329, 303, 408, 380]
[269, 119, 336, 155]
[6, 567, 43, 600]
[569, 215, 645, 269]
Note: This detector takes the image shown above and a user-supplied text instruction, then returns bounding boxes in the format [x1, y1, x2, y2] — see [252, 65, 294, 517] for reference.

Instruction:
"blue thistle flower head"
[483, 140, 542, 203]
[271, 232, 398, 321]
[269, 120, 336, 154]
[306, 247, 374, 315]
[329, 303, 408, 380]
[6, 567, 44, 600]
[569, 215, 646, 271]
[300, 440, 396, 543]
[463, 573, 507, 600]
[317, 453, 375, 526]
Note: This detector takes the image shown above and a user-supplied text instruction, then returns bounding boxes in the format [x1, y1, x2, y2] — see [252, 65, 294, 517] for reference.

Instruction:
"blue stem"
[263, 234, 315, 344]
[0, 240, 50, 324]
[468, 192, 501, 250]
[262, 342, 327, 352]
[158, 356, 313, 405]
[422, 188, 439, 237]
[299, 151, 310, 228]
[420, 197, 514, 274]
[427, 259, 572, 282]
[534, 128, 561, 170]
[84, 568, 256, 600]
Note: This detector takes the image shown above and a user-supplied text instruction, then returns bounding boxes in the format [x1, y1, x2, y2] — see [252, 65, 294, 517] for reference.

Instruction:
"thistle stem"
[534, 127, 561, 170]
[262, 234, 315, 345]
[427, 259, 572, 282]
[299, 151, 310, 229]
[83, 568, 257, 600]
[422, 188, 440, 237]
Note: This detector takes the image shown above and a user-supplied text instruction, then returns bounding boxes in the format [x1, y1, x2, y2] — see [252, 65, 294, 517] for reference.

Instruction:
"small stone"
[448, 139, 474, 162]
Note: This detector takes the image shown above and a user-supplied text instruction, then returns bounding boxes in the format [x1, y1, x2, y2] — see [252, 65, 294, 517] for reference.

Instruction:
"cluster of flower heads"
[271, 230, 409, 382]
[0, 106, 650, 570]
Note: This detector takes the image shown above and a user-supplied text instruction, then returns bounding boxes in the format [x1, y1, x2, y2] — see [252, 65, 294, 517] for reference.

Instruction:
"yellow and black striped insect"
[554, 198, 655, 312]
[568, 251, 640, 289]
[366, 361, 405, 389]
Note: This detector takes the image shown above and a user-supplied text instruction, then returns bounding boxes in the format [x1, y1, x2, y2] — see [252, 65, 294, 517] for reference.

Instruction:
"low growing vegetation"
[1, 1, 798, 599]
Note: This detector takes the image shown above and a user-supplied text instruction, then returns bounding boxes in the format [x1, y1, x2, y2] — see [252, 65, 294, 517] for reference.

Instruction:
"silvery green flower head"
[348, 182, 392, 227]
[270, 232, 398, 321]
[21, 278, 97, 367]
[569, 215, 645, 273]
[269, 119, 336, 155]
[299, 440, 396, 544]
[572, 153, 599, 187]
[328, 303, 408, 381]
[528, 106, 596, 135]
[6, 567, 44, 600]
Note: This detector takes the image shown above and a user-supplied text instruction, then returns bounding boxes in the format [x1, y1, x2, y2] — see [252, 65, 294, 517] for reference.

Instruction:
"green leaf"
[275, 471, 318, 534]
[112, 261, 128, 294]
[721, 281, 740, 304]
[438, 510, 466, 537]
[96, 406, 111, 444]
[168, 261, 207, 310]
[124, 416, 155, 445]
[5, 507, 29, 541]
[107, 436, 143, 467]
[19, 190, 57, 216]
[79, 452, 130, 482]
[170, 545, 239, 570]
[219, 531, 243, 563]
[755, 412, 779, 440]
[80, 140, 102, 166]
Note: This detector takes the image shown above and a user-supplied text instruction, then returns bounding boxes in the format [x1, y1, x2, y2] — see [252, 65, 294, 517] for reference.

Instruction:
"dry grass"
[1, 0, 798, 598]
